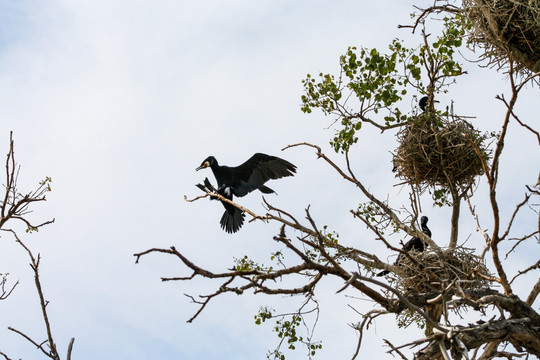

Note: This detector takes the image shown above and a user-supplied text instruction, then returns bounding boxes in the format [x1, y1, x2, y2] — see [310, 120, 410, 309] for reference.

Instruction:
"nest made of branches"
[393, 113, 489, 192]
[394, 246, 492, 297]
[464, 0, 540, 75]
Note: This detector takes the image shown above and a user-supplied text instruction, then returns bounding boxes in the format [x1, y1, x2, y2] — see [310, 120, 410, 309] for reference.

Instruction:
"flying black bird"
[196, 153, 297, 233]
[377, 216, 431, 276]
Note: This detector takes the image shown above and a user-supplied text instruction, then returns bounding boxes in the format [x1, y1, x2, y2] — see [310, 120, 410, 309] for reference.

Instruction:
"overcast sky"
[0, 1, 538, 359]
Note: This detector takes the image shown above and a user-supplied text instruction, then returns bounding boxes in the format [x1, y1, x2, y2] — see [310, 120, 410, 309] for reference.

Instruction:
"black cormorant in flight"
[377, 216, 431, 276]
[196, 153, 296, 233]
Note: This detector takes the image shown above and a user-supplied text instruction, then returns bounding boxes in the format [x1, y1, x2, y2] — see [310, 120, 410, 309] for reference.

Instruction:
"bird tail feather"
[258, 185, 275, 194]
[220, 207, 245, 233]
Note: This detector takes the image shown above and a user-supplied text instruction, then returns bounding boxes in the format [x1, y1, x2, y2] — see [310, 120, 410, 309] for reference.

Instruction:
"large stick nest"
[393, 113, 489, 192]
[463, 0, 540, 75]
[393, 246, 492, 296]
[391, 247, 492, 332]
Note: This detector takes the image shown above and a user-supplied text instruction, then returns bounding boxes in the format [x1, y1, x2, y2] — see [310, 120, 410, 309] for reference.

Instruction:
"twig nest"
[464, 0, 540, 74]
[394, 247, 492, 296]
[393, 113, 489, 192]
[392, 247, 492, 332]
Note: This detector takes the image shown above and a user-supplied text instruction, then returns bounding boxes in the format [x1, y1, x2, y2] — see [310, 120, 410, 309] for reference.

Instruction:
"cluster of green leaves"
[235, 249, 308, 274]
[303, 226, 343, 264]
[26, 176, 53, 233]
[39, 176, 53, 191]
[301, 15, 468, 153]
[356, 202, 399, 235]
[270, 251, 285, 267]
[343, 45, 409, 113]
[255, 306, 274, 325]
[431, 187, 452, 207]
[301, 42, 412, 153]
[270, 314, 322, 360]
[234, 255, 270, 272]
[321, 225, 340, 246]
[301, 73, 342, 116]
[396, 309, 425, 330]
[275, 314, 302, 350]
[433, 15, 468, 77]
[256, 305, 322, 360]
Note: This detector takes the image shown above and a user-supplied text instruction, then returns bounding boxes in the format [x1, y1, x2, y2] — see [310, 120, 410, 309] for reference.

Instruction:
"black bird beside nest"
[196, 153, 296, 233]
[377, 216, 432, 276]
[418, 95, 439, 113]
[392, 96, 439, 172]
[419, 96, 429, 112]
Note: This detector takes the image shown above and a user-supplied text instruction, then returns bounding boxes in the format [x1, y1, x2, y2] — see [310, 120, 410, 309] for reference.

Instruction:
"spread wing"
[233, 153, 296, 197]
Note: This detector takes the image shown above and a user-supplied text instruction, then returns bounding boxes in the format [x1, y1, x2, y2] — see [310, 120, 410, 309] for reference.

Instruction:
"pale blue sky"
[0, 1, 538, 359]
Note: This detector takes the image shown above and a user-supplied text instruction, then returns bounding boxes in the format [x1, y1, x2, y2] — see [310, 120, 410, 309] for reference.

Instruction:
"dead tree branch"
[0, 133, 73, 359]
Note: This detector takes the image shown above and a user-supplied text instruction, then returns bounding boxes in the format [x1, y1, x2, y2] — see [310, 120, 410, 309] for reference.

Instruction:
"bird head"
[196, 156, 217, 171]
[420, 216, 428, 225]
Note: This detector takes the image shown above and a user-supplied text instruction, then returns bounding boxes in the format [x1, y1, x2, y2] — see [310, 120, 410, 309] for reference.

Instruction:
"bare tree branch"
[5, 230, 60, 360]
[526, 277, 540, 306]
[0, 134, 72, 359]
[383, 339, 409, 360]
[0, 274, 18, 301]
[397, 4, 461, 33]
[0, 351, 14, 360]
[283, 142, 442, 254]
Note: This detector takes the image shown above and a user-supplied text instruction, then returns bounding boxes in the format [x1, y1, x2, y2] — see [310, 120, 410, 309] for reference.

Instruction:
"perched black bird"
[392, 97, 439, 173]
[377, 216, 431, 276]
[195, 177, 246, 233]
[196, 153, 296, 233]
[419, 96, 429, 112]
[418, 96, 439, 112]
